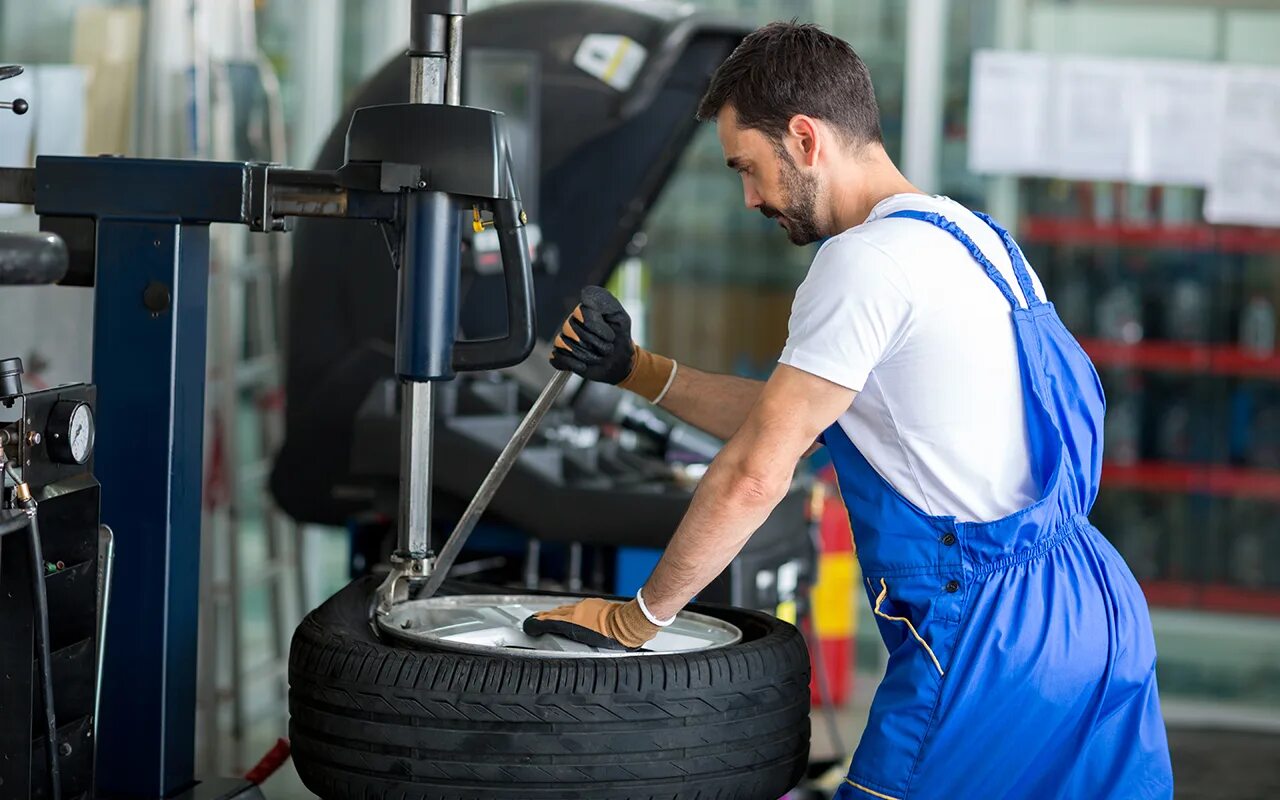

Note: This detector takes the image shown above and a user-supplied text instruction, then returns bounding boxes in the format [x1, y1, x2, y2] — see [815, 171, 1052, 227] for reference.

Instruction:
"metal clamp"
[375, 369, 571, 613]
[375, 552, 434, 615]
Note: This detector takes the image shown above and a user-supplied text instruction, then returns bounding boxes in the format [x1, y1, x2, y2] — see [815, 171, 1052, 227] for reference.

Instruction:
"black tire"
[288, 577, 811, 800]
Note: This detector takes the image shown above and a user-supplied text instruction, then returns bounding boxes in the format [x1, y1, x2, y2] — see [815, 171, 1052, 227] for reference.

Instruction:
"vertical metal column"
[94, 220, 210, 797]
[391, 2, 465, 582]
[902, 0, 948, 193]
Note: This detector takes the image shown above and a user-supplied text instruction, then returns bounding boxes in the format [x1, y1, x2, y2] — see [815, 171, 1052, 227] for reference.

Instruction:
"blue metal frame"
[92, 221, 208, 796]
[33, 157, 233, 797]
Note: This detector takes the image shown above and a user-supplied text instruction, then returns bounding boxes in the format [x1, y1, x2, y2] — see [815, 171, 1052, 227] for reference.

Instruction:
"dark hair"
[697, 21, 882, 149]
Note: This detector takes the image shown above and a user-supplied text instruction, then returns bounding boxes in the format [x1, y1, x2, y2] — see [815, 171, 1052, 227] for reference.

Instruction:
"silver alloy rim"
[377, 594, 743, 657]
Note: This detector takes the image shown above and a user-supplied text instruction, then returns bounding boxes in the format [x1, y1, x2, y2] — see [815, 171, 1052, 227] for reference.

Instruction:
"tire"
[288, 576, 811, 800]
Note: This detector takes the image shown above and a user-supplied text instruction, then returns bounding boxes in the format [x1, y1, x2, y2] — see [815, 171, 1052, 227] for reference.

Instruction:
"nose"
[742, 178, 763, 210]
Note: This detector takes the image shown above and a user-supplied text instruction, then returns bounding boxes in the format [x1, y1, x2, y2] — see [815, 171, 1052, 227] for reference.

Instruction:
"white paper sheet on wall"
[0, 69, 36, 217]
[1049, 57, 1137, 181]
[967, 50, 1053, 175]
[1131, 61, 1226, 187]
[1204, 66, 1280, 227]
[33, 65, 87, 157]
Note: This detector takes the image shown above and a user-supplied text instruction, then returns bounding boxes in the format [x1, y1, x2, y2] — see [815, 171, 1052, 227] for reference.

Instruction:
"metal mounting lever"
[375, 369, 572, 613]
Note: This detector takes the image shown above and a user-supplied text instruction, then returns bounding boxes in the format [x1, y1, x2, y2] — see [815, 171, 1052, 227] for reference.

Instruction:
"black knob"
[0, 357, 23, 402]
[11, 97, 27, 115]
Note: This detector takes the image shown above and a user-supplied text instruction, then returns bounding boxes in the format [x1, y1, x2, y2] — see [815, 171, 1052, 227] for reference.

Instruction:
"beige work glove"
[522, 597, 660, 651]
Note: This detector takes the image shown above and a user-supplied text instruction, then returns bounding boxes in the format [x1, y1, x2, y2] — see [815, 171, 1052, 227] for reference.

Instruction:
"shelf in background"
[1022, 216, 1280, 254]
[1080, 339, 1280, 379]
[1141, 580, 1280, 617]
[1103, 461, 1280, 502]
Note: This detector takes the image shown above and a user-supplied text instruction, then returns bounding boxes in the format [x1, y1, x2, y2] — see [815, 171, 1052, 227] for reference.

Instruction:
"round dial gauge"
[47, 400, 94, 465]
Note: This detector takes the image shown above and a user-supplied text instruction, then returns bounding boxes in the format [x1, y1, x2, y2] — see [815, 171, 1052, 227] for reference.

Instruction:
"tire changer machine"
[270, 0, 819, 614]
[0, 1, 573, 796]
[0, 1, 821, 797]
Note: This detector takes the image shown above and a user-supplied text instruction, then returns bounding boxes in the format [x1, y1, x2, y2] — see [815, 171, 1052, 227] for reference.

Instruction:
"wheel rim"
[377, 594, 743, 657]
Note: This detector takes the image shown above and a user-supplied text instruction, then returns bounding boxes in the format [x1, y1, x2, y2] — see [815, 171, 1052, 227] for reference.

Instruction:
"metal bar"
[34, 158, 254, 222]
[902, 0, 948, 192]
[446, 16, 463, 106]
[419, 370, 571, 599]
[31, 159, 394, 225]
[268, 186, 348, 219]
[393, 3, 449, 569]
[410, 57, 445, 106]
[94, 524, 114, 742]
[228, 503, 246, 771]
[95, 221, 209, 797]
[568, 542, 584, 593]
[398, 382, 434, 558]
[0, 166, 35, 204]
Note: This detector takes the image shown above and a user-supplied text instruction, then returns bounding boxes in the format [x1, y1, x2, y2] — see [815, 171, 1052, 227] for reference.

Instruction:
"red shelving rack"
[1079, 339, 1280, 380]
[1102, 461, 1280, 503]
[1019, 202, 1280, 618]
[1140, 581, 1280, 617]
[1023, 216, 1280, 255]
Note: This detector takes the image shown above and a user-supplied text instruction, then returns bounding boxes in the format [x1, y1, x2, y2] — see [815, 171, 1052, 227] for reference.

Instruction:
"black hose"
[27, 512, 62, 800]
[2, 507, 61, 799]
[0, 509, 30, 536]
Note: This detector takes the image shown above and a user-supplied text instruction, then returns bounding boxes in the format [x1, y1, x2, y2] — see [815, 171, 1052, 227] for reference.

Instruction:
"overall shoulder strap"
[885, 209, 1022, 311]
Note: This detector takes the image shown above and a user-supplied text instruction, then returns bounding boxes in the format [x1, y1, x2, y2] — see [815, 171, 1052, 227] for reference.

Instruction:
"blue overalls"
[828, 210, 1174, 800]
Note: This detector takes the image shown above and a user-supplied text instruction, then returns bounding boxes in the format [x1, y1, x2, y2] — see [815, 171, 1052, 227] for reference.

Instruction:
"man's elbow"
[722, 466, 790, 508]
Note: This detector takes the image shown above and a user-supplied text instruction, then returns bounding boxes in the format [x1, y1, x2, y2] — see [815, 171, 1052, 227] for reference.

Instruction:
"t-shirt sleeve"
[778, 233, 914, 392]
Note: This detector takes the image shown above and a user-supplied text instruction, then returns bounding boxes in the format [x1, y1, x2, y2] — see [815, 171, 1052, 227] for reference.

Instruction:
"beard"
[759, 149, 824, 245]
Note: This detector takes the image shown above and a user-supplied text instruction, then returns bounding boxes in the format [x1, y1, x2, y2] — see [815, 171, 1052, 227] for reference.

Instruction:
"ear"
[787, 115, 822, 167]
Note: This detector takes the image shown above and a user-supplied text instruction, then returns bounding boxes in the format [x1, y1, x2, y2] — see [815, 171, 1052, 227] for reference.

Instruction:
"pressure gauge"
[47, 400, 94, 465]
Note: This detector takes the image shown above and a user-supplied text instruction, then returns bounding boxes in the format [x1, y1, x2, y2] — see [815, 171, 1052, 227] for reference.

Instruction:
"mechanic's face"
[718, 105, 825, 246]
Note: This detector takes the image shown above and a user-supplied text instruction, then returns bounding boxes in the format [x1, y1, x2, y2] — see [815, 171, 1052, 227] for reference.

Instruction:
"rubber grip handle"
[451, 156, 535, 372]
[0, 232, 68, 285]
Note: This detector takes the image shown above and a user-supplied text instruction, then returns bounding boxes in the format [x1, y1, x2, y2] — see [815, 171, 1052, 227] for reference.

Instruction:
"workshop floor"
[246, 678, 1280, 800]
[239, 669, 1280, 798]
[207, 525, 1280, 799]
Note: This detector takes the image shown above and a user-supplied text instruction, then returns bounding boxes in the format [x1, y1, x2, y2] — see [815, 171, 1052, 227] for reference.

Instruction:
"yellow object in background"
[813, 551, 859, 639]
[72, 7, 143, 157]
[776, 599, 797, 625]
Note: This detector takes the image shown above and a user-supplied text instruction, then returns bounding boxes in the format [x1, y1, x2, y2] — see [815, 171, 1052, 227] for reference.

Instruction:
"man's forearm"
[656, 363, 765, 441]
[641, 449, 791, 621]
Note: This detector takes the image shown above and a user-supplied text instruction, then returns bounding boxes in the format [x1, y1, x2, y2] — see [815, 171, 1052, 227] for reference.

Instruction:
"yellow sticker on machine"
[573, 34, 648, 92]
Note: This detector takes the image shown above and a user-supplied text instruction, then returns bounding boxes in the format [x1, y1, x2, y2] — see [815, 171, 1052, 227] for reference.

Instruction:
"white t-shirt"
[779, 193, 1046, 523]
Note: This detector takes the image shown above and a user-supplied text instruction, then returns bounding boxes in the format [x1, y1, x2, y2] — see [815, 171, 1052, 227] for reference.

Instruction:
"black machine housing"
[0, 378, 101, 799]
[271, 0, 814, 609]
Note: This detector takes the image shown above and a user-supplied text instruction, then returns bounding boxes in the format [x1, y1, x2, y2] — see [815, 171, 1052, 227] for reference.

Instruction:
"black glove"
[550, 286, 636, 385]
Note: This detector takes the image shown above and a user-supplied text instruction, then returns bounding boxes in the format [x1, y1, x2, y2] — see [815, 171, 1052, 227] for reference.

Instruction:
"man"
[523, 21, 1174, 800]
